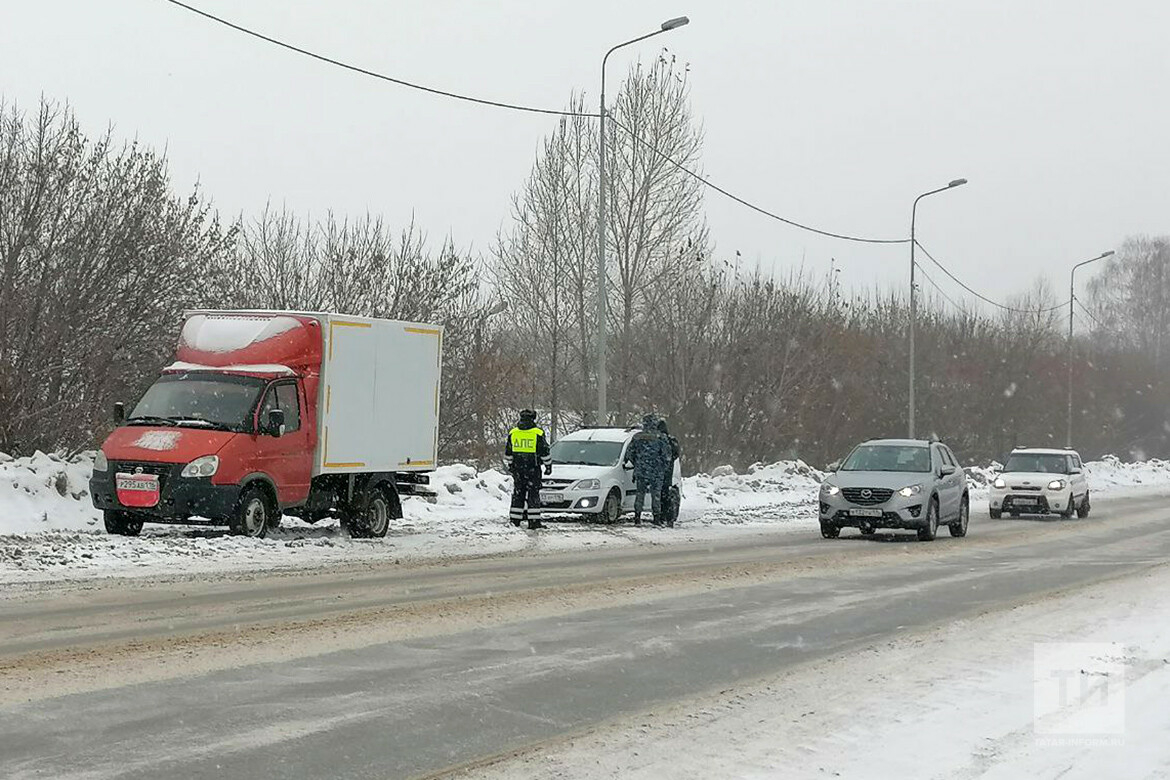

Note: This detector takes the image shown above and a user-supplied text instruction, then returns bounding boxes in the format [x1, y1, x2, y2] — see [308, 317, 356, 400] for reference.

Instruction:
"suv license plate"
[850, 508, 883, 518]
[1013, 497, 1037, 505]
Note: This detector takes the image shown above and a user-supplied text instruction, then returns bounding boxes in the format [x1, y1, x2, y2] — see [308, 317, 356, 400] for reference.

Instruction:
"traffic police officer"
[504, 409, 552, 529]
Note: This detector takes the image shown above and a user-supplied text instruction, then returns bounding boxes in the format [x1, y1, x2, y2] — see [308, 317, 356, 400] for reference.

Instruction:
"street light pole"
[908, 178, 967, 439]
[1066, 250, 1114, 447]
[596, 15, 689, 425]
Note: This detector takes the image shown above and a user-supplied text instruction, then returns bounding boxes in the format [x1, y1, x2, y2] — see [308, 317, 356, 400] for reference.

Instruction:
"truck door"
[252, 380, 313, 506]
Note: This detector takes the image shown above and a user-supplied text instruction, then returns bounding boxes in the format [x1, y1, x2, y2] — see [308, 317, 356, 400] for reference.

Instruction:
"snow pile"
[0, 451, 101, 535]
[680, 460, 823, 523]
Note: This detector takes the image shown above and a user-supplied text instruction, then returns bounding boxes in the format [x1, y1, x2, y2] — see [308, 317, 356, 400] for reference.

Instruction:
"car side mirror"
[940, 464, 956, 477]
[113, 402, 125, 424]
[622, 462, 633, 471]
[1070, 468, 1082, 475]
[266, 408, 286, 437]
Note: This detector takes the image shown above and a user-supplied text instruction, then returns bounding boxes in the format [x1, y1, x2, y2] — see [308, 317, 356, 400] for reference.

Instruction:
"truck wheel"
[917, 499, 938, 541]
[104, 510, 143, 537]
[230, 485, 271, 539]
[1077, 492, 1091, 519]
[599, 490, 621, 525]
[359, 486, 393, 539]
[949, 497, 969, 537]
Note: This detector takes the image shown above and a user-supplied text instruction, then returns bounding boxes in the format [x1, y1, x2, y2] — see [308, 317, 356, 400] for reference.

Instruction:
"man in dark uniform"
[504, 409, 551, 530]
[625, 414, 670, 526]
[657, 418, 681, 527]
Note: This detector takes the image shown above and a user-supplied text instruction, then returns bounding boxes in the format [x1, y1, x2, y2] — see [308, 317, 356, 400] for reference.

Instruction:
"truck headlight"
[1047, 479, 1066, 490]
[181, 455, 219, 478]
[898, 484, 923, 498]
[93, 451, 108, 472]
[572, 478, 601, 491]
[820, 483, 840, 496]
[993, 477, 1006, 489]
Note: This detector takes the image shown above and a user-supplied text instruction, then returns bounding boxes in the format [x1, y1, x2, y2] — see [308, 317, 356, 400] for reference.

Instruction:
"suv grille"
[841, 487, 894, 505]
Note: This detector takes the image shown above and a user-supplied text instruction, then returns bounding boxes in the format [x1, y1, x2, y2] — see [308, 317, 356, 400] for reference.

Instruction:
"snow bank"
[0, 451, 101, 535]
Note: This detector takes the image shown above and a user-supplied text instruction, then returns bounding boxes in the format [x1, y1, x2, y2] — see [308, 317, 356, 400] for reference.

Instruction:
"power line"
[160, 0, 594, 118]
[914, 240, 1067, 314]
[608, 117, 909, 245]
[1073, 296, 1107, 330]
[913, 261, 967, 313]
[162, 0, 912, 247]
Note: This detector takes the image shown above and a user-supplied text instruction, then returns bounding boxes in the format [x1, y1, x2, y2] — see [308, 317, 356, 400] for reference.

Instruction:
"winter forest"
[2, 60, 1168, 471]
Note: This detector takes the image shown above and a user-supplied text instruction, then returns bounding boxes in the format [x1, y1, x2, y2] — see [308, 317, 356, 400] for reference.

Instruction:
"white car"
[989, 447, 1090, 519]
[542, 427, 682, 524]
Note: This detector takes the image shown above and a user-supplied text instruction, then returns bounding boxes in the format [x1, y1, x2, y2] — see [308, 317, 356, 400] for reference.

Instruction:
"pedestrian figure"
[657, 418, 681, 527]
[504, 409, 551, 530]
[625, 414, 671, 526]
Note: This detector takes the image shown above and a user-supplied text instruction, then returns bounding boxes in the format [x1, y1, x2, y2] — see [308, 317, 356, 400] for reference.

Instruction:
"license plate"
[850, 508, 883, 518]
[1013, 497, 1037, 505]
[116, 472, 160, 508]
[540, 491, 561, 504]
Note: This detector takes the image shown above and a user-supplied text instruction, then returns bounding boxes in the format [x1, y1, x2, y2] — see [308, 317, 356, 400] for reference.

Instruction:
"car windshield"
[840, 444, 931, 473]
[1004, 453, 1070, 474]
[129, 373, 265, 432]
[550, 439, 624, 467]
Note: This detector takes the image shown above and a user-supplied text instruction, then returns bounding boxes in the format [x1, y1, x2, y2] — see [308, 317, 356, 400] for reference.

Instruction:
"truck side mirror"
[266, 408, 286, 437]
[113, 402, 125, 424]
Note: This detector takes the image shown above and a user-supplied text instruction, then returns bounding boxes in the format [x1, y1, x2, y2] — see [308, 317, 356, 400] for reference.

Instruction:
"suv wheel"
[1077, 491, 1091, 519]
[989, 507, 1002, 519]
[820, 520, 840, 539]
[1059, 492, 1076, 519]
[917, 499, 938, 542]
[948, 497, 969, 537]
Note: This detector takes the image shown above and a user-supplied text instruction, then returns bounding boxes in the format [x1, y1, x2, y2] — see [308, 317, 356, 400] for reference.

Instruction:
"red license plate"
[116, 472, 160, 508]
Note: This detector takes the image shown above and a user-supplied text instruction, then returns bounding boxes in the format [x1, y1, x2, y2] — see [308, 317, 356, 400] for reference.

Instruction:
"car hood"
[101, 426, 237, 464]
[825, 471, 933, 490]
[548, 463, 618, 481]
[999, 471, 1068, 486]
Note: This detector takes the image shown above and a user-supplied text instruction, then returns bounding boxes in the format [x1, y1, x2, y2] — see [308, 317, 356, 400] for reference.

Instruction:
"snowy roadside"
[2, 452, 1169, 583]
[462, 562, 1170, 780]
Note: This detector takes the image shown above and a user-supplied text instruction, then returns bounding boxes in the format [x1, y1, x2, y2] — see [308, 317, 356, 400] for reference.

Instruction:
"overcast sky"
[3, 0, 1167, 306]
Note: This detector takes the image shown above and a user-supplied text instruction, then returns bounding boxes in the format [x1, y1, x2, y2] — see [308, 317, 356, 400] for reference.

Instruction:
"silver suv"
[818, 438, 970, 541]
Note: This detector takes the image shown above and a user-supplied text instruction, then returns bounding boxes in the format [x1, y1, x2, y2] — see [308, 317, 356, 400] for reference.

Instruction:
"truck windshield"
[129, 373, 265, 432]
[551, 440, 624, 467]
[1004, 453, 1070, 474]
[841, 444, 931, 473]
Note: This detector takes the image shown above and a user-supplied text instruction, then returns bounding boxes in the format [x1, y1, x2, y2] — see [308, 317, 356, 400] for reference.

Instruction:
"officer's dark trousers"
[633, 476, 664, 524]
[510, 469, 542, 527]
[658, 468, 675, 526]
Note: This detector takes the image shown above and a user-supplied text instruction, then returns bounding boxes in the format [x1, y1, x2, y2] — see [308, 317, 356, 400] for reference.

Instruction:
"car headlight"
[93, 451, 108, 472]
[572, 478, 601, 491]
[820, 483, 840, 496]
[898, 484, 923, 498]
[181, 455, 219, 478]
[1047, 479, 1066, 490]
[993, 477, 1006, 489]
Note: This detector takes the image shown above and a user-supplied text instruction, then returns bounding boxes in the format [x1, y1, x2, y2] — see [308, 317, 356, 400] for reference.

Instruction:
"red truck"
[89, 310, 442, 538]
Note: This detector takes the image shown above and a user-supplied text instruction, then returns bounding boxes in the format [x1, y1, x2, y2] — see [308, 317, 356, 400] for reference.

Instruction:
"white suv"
[989, 447, 1090, 519]
[542, 427, 682, 524]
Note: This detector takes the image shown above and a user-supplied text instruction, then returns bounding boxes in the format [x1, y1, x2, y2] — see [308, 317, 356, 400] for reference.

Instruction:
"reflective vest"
[509, 427, 543, 454]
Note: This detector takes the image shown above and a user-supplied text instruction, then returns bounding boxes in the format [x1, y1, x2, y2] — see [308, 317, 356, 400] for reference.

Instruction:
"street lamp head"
[1102, 250, 1115, 258]
[948, 178, 968, 188]
[661, 16, 690, 30]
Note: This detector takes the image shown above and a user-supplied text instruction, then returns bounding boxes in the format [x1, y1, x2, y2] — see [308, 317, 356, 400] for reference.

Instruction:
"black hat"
[519, 408, 537, 421]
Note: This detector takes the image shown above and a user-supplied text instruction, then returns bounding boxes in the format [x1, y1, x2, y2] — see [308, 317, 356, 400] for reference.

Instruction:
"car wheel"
[230, 485, 271, 539]
[1009, 511, 1020, 518]
[1077, 491, 1091, 519]
[1059, 492, 1076, 519]
[989, 508, 1002, 519]
[103, 510, 143, 537]
[859, 524, 876, 536]
[820, 521, 840, 539]
[599, 489, 621, 525]
[949, 497, 969, 537]
[917, 499, 938, 541]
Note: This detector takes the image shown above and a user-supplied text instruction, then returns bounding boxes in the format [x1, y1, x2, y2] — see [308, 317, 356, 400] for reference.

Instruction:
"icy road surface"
[1, 492, 1168, 779]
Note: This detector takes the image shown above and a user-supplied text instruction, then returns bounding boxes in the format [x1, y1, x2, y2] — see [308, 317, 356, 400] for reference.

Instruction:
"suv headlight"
[898, 484, 923, 498]
[820, 483, 840, 496]
[93, 451, 108, 472]
[572, 478, 601, 491]
[993, 477, 1006, 489]
[1047, 479, 1066, 490]
[181, 455, 219, 478]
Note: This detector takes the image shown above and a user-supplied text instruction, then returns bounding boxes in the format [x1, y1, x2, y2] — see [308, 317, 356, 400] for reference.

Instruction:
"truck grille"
[841, 487, 894, 505]
[111, 461, 175, 491]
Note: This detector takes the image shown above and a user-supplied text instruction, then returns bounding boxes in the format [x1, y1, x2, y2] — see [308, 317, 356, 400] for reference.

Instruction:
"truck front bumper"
[90, 469, 241, 522]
